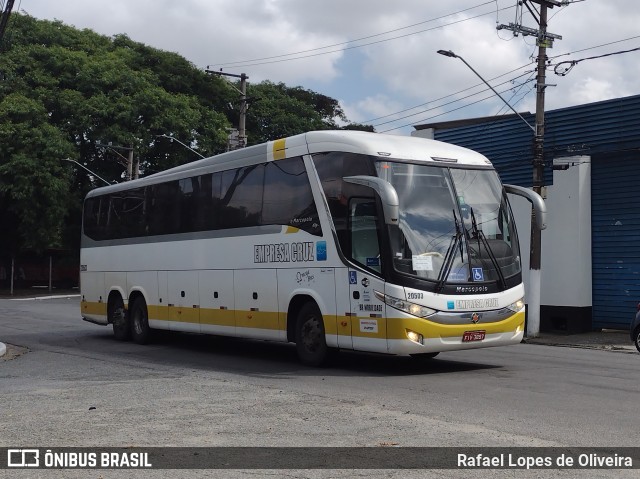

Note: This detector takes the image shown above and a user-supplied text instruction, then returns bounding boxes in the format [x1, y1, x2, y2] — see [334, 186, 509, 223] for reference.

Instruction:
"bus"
[80, 130, 542, 365]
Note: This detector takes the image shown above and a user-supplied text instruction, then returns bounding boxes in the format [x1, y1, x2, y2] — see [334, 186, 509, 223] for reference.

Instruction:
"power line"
[548, 34, 640, 60]
[213, 1, 496, 68]
[360, 61, 533, 124]
[492, 71, 537, 116]
[379, 80, 536, 133]
[209, 4, 516, 69]
[553, 45, 640, 76]
[371, 72, 534, 128]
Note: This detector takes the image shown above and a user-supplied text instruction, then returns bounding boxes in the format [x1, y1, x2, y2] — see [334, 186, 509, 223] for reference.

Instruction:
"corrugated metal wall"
[429, 94, 640, 330]
[432, 94, 640, 187]
[591, 152, 640, 330]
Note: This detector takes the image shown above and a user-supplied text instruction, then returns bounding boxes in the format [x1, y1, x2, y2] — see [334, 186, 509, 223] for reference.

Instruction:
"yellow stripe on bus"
[200, 308, 235, 327]
[386, 311, 525, 340]
[80, 302, 523, 340]
[272, 138, 286, 160]
[81, 300, 107, 316]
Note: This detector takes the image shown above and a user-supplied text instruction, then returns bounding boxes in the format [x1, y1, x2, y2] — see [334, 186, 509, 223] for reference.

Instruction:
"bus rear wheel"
[295, 303, 328, 367]
[130, 297, 151, 345]
[109, 295, 130, 341]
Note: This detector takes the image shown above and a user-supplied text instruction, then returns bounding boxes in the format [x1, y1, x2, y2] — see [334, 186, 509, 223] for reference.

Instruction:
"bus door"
[348, 198, 388, 353]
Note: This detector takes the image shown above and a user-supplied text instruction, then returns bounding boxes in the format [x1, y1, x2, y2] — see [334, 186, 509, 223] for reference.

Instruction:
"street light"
[157, 134, 205, 159]
[61, 159, 112, 186]
[436, 50, 535, 133]
[437, 49, 545, 338]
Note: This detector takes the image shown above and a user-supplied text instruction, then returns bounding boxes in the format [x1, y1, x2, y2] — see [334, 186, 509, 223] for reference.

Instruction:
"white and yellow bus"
[80, 130, 541, 365]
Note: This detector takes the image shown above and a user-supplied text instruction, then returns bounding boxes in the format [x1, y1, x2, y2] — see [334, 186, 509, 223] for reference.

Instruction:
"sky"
[13, 0, 640, 135]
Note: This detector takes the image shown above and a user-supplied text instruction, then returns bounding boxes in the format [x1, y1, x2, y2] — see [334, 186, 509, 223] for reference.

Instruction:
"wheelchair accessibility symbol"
[349, 271, 358, 285]
[472, 268, 484, 281]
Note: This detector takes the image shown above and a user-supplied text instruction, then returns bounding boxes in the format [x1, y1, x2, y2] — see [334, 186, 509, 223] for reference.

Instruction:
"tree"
[0, 14, 233, 253]
[0, 93, 75, 253]
[0, 13, 373, 256]
[245, 81, 349, 145]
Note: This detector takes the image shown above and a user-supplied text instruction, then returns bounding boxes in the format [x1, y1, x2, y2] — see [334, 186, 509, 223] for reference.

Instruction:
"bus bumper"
[386, 311, 525, 356]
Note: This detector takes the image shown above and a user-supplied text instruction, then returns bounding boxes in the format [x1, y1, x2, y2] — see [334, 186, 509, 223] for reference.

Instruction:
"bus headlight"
[507, 298, 525, 313]
[374, 291, 436, 318]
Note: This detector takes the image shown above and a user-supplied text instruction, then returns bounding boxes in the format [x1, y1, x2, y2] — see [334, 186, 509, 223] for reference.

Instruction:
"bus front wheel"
[110, 295, 130, 341]
[295, 303, 328, 367]
[130, 297, 151, 345]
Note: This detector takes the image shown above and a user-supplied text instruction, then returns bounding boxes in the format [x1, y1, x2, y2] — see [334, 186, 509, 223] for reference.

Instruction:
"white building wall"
[508, 156, 592, 313]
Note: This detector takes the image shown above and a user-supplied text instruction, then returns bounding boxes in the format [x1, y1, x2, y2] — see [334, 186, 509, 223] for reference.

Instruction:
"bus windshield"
[376, 161, 521, 286]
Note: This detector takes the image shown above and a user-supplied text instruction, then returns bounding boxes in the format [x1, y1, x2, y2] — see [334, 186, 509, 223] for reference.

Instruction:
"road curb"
[0, 342, 6, 358]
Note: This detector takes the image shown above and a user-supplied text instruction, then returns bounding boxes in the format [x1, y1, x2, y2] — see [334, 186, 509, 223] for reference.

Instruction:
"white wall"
[410, 129, 434, 139]
[508, 156, 592, 308]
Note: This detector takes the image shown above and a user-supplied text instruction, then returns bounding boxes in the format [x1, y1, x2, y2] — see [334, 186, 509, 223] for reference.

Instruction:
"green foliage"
[0, 14, 233, 252]
[246, 81, 348, 144]
[340, 123, 376, 132]
[0, 13, 372, 254]
[0, 93, 75, 252]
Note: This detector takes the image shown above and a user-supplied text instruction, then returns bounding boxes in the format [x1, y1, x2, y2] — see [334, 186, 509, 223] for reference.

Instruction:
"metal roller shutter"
[591, 152, 640, 329]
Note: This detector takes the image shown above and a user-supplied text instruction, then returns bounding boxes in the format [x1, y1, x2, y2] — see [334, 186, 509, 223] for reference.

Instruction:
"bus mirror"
[504, 184, 547, 230]
[344, 175, 399, 225]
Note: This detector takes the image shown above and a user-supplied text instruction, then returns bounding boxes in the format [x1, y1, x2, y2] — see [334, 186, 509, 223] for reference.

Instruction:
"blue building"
[414, 94, 640, 332]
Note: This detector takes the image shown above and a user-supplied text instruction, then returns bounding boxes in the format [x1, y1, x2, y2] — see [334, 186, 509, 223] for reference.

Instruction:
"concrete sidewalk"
[523, 329, 636, 353]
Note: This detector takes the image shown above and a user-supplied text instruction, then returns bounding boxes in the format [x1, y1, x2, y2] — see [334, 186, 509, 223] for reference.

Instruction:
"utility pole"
[205, 69, 248, 149]
[96, 142, 135, 181]
[498, 0, 561, 337]
[0, 0, 15, 45]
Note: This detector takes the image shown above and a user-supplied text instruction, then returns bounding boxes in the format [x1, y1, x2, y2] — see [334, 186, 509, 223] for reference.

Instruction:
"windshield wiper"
[469, 207, 507, 290]
[435, 210, 464, 293]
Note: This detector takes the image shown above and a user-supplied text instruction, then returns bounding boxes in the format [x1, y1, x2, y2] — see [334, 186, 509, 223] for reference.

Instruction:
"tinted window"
[120, 188, 146, 238]
[83, 157, 321, 240]
[83, 197, 107, 240]
[194, 173, 222, 231]
[350, 198, 381, 273]
[219, 165, 264, 228]
[263, 157, 321, 236]
[179, 177, 200, 233]
[313, 152, 377, 254]
[148, 181, 180, 235]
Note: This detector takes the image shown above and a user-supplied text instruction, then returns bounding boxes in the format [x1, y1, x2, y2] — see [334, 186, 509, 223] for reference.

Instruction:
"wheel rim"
[301, 315, 322, 353]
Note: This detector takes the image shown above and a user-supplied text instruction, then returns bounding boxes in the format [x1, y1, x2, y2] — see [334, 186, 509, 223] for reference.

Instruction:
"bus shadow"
[93, 330, 501, 378]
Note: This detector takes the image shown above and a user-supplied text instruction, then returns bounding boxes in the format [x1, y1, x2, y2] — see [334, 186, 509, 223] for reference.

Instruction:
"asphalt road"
[0, 296, 638, 478]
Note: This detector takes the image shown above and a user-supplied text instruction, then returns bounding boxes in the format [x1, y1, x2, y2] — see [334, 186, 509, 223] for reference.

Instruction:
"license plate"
[462, 330, 486, 342]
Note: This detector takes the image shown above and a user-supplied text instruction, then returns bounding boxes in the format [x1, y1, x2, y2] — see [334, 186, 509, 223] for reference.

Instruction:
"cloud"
[339, 94, 405, 124]
[19, 0, 640, 129]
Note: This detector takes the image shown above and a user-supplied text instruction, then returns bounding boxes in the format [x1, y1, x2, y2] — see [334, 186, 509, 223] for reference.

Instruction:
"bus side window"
[349, 199, 381, 274]
[263, 157, 321, 236]
[219, 165, 264, 229]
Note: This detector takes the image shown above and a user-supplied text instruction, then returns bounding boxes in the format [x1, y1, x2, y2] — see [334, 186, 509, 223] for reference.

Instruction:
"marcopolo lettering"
[254, 242, 315, 264]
